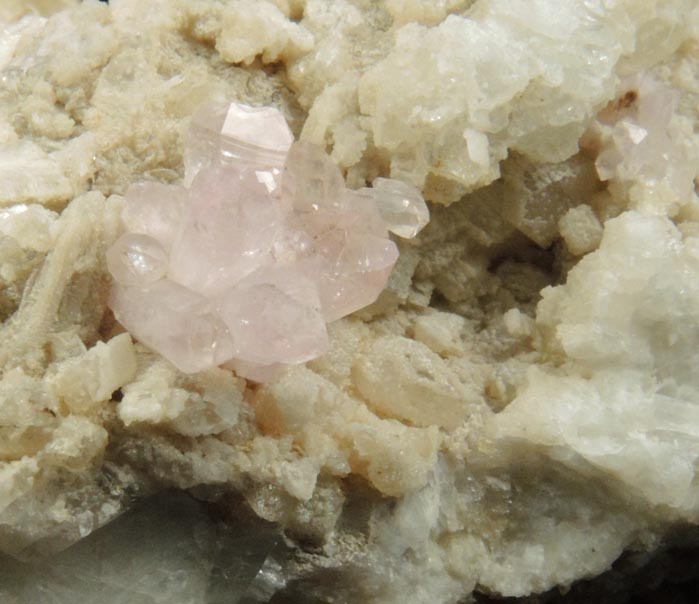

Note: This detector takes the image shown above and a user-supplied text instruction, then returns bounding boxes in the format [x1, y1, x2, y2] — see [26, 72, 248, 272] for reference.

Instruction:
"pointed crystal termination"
[107, 102, 429, 381]
[184, 102, 293, 187]
[366, 177, 429, 239]
[106, 233, 168, 287]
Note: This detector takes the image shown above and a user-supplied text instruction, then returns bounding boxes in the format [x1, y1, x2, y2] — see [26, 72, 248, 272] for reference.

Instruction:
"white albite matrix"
[492, 212, 699, 512]
[107, 102, 428, 379]
[2, 1, 699, 603]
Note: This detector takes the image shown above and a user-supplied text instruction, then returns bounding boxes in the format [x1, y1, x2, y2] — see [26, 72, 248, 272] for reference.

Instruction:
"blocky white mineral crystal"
[107, 102, 429, 379]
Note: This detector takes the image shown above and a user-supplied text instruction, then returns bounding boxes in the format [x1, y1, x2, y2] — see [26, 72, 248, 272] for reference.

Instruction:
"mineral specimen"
[3, 0, 699, 603]
[107, 102, 428, 378]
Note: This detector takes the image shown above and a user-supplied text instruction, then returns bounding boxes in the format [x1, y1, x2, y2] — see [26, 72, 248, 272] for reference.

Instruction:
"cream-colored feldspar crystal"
[107, 102, 428, 378]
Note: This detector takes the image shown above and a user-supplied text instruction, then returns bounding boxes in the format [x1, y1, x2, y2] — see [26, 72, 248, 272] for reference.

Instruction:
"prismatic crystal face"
[107, 102, 429, 380]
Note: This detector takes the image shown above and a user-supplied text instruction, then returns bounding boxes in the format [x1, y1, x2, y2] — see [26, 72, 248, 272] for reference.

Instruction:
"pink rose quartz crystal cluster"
[106, 102, 429, 380]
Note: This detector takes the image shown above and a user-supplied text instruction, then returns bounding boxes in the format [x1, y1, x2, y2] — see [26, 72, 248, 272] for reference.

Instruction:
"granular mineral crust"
[1, 1, 699, 603]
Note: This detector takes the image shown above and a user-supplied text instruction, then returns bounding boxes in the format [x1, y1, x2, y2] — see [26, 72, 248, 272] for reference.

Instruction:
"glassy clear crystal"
[284, 141, 345, 213]
[106, 233, 168, 287]
[184, 102, 293, 186]
[121, 182, 188, 250]
[367, 177, 429, 239]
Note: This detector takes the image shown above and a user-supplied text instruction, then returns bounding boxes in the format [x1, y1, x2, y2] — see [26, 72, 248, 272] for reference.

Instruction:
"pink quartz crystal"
[108, 102, 429, 380]
[593, 75, 698, 207]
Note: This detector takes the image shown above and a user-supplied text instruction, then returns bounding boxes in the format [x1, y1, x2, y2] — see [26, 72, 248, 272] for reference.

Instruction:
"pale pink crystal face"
[594, 75, 698, 205]
[110, 280, 234, 374]
[106, 233, 168, 287]
[168, 166, 284, 295]
[107, 102, 429, 380]
[184, 102, 292, 186]
[121, 182, 188, 249]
